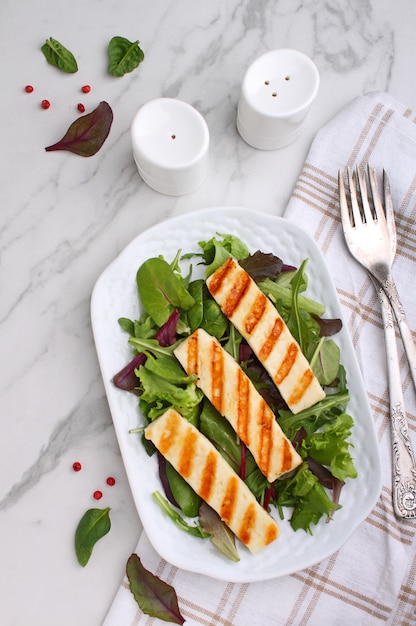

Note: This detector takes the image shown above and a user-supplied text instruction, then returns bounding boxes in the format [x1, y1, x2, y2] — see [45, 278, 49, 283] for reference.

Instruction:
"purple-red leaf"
[240, 250, 283, 282]
[126, 554, 185, 624]
[112, 352, 145, 393]
[45, 101, 113, 156]
[113, 310, 180, 392]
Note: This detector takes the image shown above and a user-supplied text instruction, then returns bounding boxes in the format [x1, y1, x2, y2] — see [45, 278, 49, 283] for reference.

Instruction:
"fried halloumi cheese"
[174, 328, 302, 482]
[206, 257, 325, 414]
[145, 408, 280, 553]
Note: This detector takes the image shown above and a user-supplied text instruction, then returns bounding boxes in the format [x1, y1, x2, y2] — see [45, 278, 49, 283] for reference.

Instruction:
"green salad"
[113, 233, 357, 560]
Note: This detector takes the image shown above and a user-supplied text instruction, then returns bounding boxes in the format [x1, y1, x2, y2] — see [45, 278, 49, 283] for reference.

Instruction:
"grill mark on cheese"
[281, 438, 294, 474]
[288, 369, 315, 406]
[265, 522, 279, 545]
[221, 476, 239, 525]
[238, 502, 256, 545]
[199, 450, 217, 501]
[258, 402, 273, 477]
[145, 408, 280, 553]
[237, 369, 250, 443]
[259, 318, 284, 361]
[222, 272, 251, 318]
[275, 342, 298, 385]
[245, 292, 267, 334]
[187, 332, 199, 376]
[211, 340, 224, 412]
[158, 410, 179, 455]
[207, 257, 234, 295]
[178, 428, 198, 478]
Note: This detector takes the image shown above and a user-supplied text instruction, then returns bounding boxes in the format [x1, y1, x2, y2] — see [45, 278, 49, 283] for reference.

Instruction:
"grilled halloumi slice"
[145, 408, 280, 553]
[174, 328, 302, 482]
[206, 257, 325, 414]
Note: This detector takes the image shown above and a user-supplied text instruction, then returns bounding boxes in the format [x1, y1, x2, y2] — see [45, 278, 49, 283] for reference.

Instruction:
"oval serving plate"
[91, 206, 381, 582]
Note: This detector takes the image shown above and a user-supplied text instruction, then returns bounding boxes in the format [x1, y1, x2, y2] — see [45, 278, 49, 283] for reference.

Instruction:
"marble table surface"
[2, 1, 416, 624]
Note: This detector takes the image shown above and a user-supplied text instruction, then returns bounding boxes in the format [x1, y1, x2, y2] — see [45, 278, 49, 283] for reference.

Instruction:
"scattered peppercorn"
[106, 477, 116, 486]
[81, 85, 91, 93]
[72, 461, 82, 472]
[77, 103, 86, 113]
[93, 490, 103, 500]
[41, 99, 50, 109]
[25, 85, 34, 93]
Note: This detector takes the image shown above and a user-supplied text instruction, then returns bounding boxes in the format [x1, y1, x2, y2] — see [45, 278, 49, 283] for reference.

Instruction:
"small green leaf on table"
[75, 507, 111, 567]
[126, 554, 185, 624]
[41, 37, 78, 73]
[108, 36, 144, 77]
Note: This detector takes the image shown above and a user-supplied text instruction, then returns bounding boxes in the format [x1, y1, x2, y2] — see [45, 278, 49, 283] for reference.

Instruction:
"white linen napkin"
[103, 91, 416, 626]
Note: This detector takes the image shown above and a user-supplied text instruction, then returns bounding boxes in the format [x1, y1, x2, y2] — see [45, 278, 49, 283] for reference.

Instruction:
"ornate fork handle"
[379, 272, 416, 394]
[376, 281, 416, 518]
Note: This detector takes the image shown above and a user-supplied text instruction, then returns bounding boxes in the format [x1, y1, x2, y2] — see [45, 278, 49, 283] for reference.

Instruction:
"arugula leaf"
[152, 492, 209, 539]
[126, 553, 185, 624]
[41, 37, 78, 73]
[108, 36, 144, 76]
[259, 278, 325, 317]
[75, 508, 111, 566]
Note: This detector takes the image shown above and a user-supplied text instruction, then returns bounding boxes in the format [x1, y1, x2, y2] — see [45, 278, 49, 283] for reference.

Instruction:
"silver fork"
[339, 165, 416, 518]
[339, 165, 416, 391]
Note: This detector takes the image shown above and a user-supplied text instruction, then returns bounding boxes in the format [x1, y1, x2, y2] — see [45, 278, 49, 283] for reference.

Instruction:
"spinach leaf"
[166, 462, 202, 517]
[126, 553, 185, 624]
[41, 37, 78, 73]
[45, 102, 113, 157]
[310, 337, 340, 386]
[75, 507, 111, 567]
[108, 36, 144, 77]
[137, 258, 195, 327]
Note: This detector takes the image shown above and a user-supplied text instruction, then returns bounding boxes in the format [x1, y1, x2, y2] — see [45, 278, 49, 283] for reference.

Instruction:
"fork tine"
[347, 167, 363, 227]
[367, 164, 384, 222]
[356, 166, 374, 224]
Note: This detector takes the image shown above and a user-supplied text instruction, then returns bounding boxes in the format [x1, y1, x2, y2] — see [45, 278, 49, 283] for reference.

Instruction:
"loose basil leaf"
[108, 36, 144, 77]
[45, 102, 113, 157]
[126, 554, 185, 624]
[41, 37, 78, 73]
[75, 507, 111, 567]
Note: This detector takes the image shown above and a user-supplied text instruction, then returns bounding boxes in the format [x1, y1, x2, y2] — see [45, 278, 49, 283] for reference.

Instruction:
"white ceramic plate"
[91, 206, 382, 582]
